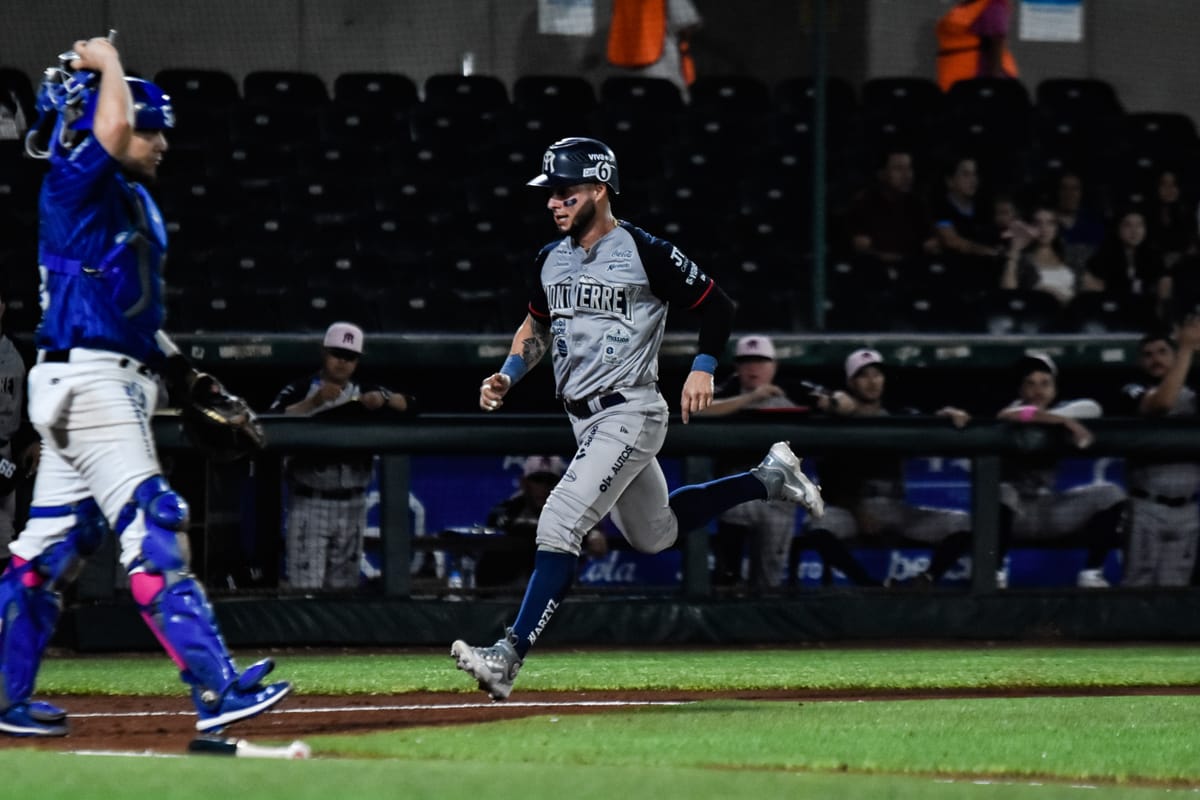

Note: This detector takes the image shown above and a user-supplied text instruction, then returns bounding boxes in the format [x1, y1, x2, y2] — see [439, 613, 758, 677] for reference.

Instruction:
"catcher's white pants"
[11, 349, 160, 569]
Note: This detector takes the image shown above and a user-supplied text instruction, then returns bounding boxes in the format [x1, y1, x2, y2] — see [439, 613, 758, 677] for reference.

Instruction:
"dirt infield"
[4, 686, 1198, 756]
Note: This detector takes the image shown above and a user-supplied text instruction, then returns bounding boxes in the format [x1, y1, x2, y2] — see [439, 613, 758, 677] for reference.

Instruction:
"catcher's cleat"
[27, 699, 67, 724]
[451, 630, 522, 701]
[194, 680, 292, 733]
[751, 441, 824, 518]
[0, 702, 67, 737]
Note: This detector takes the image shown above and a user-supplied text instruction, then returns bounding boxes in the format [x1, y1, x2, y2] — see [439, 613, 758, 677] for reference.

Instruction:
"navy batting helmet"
[527, 137, 620, 195]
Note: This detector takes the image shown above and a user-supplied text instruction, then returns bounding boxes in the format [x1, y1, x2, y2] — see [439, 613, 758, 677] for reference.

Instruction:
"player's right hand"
[479, 373, 511, 412]
[69, 37, 120, 72]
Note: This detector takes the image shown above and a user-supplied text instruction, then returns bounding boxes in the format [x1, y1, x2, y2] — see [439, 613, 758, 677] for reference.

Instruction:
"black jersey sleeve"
[526, 242, 555, 321]
[268, 375, 314, 412]
[629, 223, 715, 310]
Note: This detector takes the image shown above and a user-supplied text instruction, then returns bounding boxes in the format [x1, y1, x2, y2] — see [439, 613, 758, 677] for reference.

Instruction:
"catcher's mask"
[527, 137, 620, 195]
[26, 66, 174, 159]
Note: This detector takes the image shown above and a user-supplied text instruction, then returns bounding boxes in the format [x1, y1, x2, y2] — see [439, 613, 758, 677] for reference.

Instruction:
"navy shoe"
[194, 680, 292, 732]
[0, 703, 68, 737]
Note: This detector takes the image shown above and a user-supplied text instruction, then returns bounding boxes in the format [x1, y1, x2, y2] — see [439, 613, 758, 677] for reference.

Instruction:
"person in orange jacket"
[607, 0, 702, 91]
[936, 0, 1019, 92]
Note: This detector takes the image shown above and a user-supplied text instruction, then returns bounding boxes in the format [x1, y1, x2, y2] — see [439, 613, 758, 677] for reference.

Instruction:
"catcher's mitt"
[181, 373, 266, 462]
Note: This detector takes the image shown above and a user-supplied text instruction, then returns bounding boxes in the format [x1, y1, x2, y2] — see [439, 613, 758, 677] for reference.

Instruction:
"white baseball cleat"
[451, 632, 522, 701]
[751, 441, 824, 518]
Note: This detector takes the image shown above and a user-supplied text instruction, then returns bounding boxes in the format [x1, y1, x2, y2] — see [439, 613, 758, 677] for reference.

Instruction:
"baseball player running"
[451, 137, 824, 700]
[0, 37, 289, 737]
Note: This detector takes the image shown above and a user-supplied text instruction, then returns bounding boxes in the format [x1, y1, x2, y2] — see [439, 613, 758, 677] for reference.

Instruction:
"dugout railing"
[58, 413, 1200, 650]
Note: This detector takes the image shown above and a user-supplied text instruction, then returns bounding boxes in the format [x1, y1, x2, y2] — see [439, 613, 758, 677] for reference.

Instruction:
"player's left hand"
[680, 370, 714, 424]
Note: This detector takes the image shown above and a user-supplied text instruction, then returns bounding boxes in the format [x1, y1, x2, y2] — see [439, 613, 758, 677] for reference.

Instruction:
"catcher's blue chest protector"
[35, 134, 167, 366]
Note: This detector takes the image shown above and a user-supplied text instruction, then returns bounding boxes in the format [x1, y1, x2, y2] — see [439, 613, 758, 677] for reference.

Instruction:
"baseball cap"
[1019, 352, 1058, 377]
[523, 455, 567, 480]
[734, 335, 777, 361]
[323, 321, 364, 354]
[844, 348, 884, 380]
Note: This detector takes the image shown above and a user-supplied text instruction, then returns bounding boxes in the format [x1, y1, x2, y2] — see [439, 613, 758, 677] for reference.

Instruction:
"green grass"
[9, 645, 1200, 798]
[34, 644, 1200, 695]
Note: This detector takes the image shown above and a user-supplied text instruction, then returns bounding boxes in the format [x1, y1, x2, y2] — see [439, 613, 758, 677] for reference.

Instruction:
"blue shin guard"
[125, 476, 288, 727]
[0, 497, 107, 713]
[0, 565, 63, 711]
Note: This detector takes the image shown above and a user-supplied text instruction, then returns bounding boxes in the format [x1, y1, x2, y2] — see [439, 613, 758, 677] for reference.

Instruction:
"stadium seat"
[190, 289, 277, 333]
[1122, 112, 1199, 159]
[773, 76, 857, 122]
[860, 77, 944, 125]
[243, 70, 330, 108]
[296, 141, 380, 178]
[408, 103, 505, 148]
[599, 76, 685, 114]
[945, 77, 1030, 121]
[977, 289, 1064, 334]
[221, 142, 299, 183]
[317, 105, 409, 148]
[1035, 78, 1122, 124]
[1063, 292, 1152, 333]
[282, 286, 376, 333]
[207, 246, 290, 292]
[280, 175, 366, 225]
[231, 104, 318, 148]
[687, 75, 772, 116]
[354, 210, 436, 265]
[0, 67, 35, 129]
[333, 72, 419, 110]
[297, 249, 387, 292]
[154, 68, 240, 112]
[512, 75, 597, 117]
[422, 74, 509, 112]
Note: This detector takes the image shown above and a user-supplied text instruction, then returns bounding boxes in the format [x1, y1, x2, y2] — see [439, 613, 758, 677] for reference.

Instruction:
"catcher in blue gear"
[0, 35, 288, 738]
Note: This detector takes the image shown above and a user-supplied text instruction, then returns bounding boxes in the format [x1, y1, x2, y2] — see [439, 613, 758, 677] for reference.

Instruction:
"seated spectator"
[1081, 209, 1169, 325]
[478, 456, 607, 590]
[845, 148, 939, 271]
[1145, 169, 1196, 268]
[1051, 171, 1107, 272]
[1001, 206, 1079, 306]
[915, 354, 1124, 588]
[694, 335, 806, 591]
[932, 155, 1004, 288]
[981, 190, 1020, 249]
[800, 349, 971, 588]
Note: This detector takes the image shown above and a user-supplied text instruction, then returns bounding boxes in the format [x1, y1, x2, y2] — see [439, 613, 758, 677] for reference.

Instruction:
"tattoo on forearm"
[521, 319, 550, 366]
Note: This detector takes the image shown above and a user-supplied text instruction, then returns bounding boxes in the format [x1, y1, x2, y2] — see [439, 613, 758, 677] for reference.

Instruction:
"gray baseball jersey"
[0, 335, 25, 556]
[526, 221, 715, 554]
[1119, 380, 1200, 586]
[530, 221, 712, 403]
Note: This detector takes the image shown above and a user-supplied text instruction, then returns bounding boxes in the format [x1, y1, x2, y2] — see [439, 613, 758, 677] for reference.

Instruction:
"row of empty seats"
[2, 68, 1196, 335]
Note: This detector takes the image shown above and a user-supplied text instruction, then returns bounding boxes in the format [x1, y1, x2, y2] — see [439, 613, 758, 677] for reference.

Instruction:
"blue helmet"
[527, 137, 620, 195]
[26, 67, 173, 158]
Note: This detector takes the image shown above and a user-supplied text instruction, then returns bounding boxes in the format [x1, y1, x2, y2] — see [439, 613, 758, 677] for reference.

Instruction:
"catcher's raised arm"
[155, 330, 265, 459]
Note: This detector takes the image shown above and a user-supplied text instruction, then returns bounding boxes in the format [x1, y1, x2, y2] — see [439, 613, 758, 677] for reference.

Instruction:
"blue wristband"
[691, 354, 718, 374]
[500, 354, 528, 385]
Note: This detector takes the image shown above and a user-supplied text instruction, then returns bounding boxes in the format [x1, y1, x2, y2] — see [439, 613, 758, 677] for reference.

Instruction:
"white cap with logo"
[522, 455, 567, 480]
[323, 321, 364, 354]
[844, 348, 884, 380]
[734, 335, 777, 361]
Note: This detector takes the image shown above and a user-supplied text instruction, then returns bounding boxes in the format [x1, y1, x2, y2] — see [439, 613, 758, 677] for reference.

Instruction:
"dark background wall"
[2, 1, 1194, 120]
